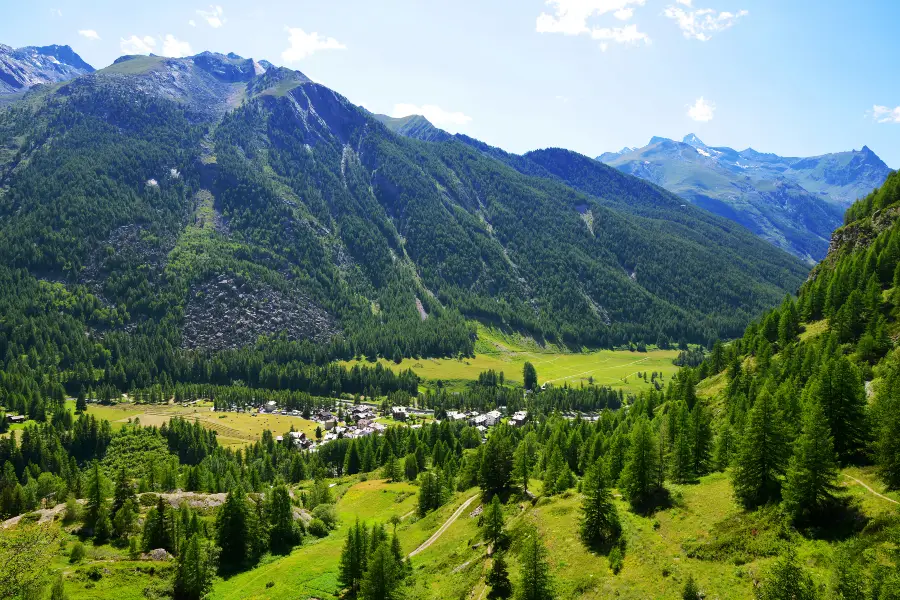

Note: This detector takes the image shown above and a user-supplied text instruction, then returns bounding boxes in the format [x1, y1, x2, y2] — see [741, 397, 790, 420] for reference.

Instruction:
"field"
[346, 327, 681, 394]
[67, 401, 320, 447]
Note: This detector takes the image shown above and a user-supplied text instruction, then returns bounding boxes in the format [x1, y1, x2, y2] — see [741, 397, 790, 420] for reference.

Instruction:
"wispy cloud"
[687, 97, 715, 122]
[536, 0, 650, 49]
[664, 4, 748, 41]
[392, 103, 472, 132]
[78, 30, 101, 41]
[196, 5, 225, 28]
[281, 28, 346, 62]
[871, 105, 900, 124]
[120, 35, 156, 55]
[162, 35, 193, 58]
[188, 19, 197, 27]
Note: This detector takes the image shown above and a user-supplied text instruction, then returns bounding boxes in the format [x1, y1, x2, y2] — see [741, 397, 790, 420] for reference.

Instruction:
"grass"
[345, 336, 680, 395]
[97, 55, 167, 76]
[69, 400, 319, 447]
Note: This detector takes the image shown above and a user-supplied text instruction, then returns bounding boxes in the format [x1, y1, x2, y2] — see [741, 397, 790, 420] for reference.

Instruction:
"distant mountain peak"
[649, 136, 671, 145]
[0, 42, 94, 97]
[682, 133, 706, 148]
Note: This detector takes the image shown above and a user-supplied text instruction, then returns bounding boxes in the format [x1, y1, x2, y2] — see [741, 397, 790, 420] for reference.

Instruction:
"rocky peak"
[0, 42, 94, 95]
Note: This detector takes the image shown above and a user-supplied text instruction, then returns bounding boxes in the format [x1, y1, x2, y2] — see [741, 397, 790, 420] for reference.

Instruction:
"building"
[485, 410, 502, 426]
[6, 415, 26, 424]
[392, 406, 408, 421]
[511, 411, 528, 427]
[470, 414, 487, 427]
[447, 411, 467, 422]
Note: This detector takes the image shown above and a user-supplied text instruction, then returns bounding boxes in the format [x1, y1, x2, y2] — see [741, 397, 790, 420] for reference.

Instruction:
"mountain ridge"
[597, 134, 892, 261]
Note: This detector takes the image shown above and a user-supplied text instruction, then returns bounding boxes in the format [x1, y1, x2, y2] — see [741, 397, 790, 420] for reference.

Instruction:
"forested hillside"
[0, 50, 811, 409]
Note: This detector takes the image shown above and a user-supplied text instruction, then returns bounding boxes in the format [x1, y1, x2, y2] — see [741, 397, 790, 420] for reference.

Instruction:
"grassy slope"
[68, 400, 320, 447]
[346, 327, 681, 395]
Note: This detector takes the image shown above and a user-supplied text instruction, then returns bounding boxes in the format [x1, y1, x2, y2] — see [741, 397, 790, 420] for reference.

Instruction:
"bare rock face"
[181, 275, 338, 350]
[0, 44, 94, 96]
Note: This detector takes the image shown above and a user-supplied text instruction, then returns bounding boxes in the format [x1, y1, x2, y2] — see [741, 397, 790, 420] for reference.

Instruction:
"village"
[242, 401, 529, 452]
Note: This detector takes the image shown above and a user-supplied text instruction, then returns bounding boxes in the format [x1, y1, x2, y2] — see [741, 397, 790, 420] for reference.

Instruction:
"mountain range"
[0, 45, 810, 368]
[0, 43, 94, 104]
[598, 134, 893, 262]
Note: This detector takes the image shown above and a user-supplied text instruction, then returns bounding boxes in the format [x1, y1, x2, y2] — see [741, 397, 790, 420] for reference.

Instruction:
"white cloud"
[50, 8, 62, 17]
[78, 29, 101, 41]
[592, 23, 650, 50]
[664, 5, 748, 41]
[536, 0, 649, 49]
[120, 35, 157, 55]
[537, 0, 646, 34]
[188, 19, 197, 27]
[162, 35, 193, 58]
[687, 97, 715, 122]
[392, 103, 472, 132]
[281, 28, 347, 62]
[872, 105, 900, 124]
[196, 5, 225, 28]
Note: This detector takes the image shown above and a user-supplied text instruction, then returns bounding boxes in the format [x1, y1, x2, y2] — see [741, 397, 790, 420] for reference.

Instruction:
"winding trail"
[843, 474, 899, 505]
[408, 495, 478, 558]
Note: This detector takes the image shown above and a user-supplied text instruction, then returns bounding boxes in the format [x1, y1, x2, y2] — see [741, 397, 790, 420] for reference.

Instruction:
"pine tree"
[579, 459, 620, 550]
[84, 461, 110, 532]
[487, 551, 512, 599]
[873, 354, 900, 490]
[360, 541, 403, 600]
[542, 447, 565, 496]
[344, 441, 362, 476]
[620, 417, 661, 510]
[682, 574, 701, 600]
[216, 490, 251, 572]
[517, 529, 554, 600]
[523, 362, 538, 392]
[782, 399, 839, 523]
[830, 546, 866, 600]
[819, 357, 868, 463]
[513, 432, 537, 495]
[112, 467, 135, 516]
[143, 497, 173, 552]
[173, 533, 215, 600]
[671, 403, 694, 483]
[732, 390, 789, 508]
[754, 548, 819, 600]
[479, 433, 514, 498]
[267, 485, 300, 554]
[483, 496, 505, 547]
[339, 519, 369, 596]
[690, 402, 713, 476]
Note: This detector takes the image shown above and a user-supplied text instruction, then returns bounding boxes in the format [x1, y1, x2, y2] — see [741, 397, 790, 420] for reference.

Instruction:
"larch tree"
[579, 458, 621, 550]
[781, 398, 839, 524]
[731, 389, 789, 509]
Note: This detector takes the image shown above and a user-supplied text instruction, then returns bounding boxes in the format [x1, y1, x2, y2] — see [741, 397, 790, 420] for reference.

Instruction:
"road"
[408, 495, 478, 558]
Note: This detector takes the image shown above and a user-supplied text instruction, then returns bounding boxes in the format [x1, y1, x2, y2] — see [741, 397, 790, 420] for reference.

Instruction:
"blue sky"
[3, 0, 899, 166]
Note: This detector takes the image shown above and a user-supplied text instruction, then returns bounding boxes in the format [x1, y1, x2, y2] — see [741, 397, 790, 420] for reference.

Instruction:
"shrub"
[311, 504, 337, 530]
[609, 546, 624, 574]
[307, 518, 329, 538]
[139, 493, 159, 507]
[69, 542, 86, 564]
[85, 565, 103, 581]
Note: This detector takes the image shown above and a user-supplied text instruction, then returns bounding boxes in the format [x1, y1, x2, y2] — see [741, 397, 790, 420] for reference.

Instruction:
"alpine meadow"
[1, 3, 899, 600]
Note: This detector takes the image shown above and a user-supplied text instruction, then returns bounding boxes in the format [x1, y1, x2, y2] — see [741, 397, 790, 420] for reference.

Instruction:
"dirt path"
[408, 495, 478, 558]
[843, 474, 899, 505]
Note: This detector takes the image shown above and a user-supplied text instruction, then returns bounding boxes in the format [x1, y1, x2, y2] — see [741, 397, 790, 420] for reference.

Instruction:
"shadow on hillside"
[798, 497, 868, 542]
[628, 487, 677, 517]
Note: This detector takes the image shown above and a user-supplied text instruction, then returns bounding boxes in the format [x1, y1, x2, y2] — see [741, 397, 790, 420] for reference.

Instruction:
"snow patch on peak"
[696, 147, 712, 158]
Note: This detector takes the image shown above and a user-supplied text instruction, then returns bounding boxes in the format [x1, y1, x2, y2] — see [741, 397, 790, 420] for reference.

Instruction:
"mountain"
[373, 113, 452, 142]
[598, 134, 893, 262]
[0, 43, 93, 102]
[0, 49, 809, 387]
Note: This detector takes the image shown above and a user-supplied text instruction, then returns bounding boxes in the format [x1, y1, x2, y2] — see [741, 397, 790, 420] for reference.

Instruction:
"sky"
[2, 0, 899, 167]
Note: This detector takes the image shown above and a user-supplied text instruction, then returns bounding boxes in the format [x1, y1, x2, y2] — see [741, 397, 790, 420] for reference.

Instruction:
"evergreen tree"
[671, 403, 694, 483]
[267, 485, 300, 554]
[216, 490, 251, 572]
[339, 519, 369, 597]
[754, 548, 819, 600]
[620, 418, 661, 509]
[517, 529, 554, 600]
[690, 402, 713, 476]
[873, 353, 900, 490]
[360, 541, 403, 600]
[682, 574, 701, 600]
[523, 362, 538, 392]
[830, 546, 866, 600]
[818, 357, 868, 463]
[404, 454, 419, 481]
[579, 459, 621, 550]
[113, 498, 139, 540]
[480, 433, 514, 498]
[112, 467, 136, 516]
[732, 390, 789, 508]
[483, 496, 505, 547]
[49, 573, 68, 600]
[143, 497, 173, 552]
[487, 552, 512, 599]
[513, 432, 538, 495]
[782, 399, 839, 523]
[173, 533, 216, 600]
[84, 461, 110, 533]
